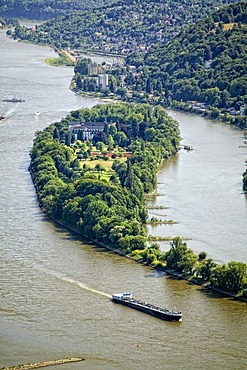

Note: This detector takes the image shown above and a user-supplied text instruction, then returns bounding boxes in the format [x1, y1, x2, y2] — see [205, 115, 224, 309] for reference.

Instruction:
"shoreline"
[47, 215, 247, 304]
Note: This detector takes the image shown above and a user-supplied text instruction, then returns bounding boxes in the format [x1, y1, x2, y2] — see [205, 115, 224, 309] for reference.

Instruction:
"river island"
[29, 102, 247, 301]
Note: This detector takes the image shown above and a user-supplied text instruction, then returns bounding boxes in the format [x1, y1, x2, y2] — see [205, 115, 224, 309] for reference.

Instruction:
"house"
[88, 62, 100, 76]
[97, 74, 109, 90]
[69, 121, 105, 140]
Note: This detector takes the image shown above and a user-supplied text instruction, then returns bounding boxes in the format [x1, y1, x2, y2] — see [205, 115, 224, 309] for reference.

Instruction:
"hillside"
[0, 0, 115, 20]
[120, 2, 246, 125]
[11, 0, 239, 54]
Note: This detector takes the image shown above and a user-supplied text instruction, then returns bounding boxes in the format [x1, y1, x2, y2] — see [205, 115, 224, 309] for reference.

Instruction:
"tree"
[210, 261, 247, 293]
[198, 258, 217, 280]
[53, 127, 60, 140]
[74, 58, 91, 75]
[107, 134, 114, 151]
[83, 151, 89, 160]
[65, 131, 72, 146]
[94, 163, 105, 172]
[75, 74, 82, 89]
[95, 141, 105, 151]
[165, 237, 197, 274]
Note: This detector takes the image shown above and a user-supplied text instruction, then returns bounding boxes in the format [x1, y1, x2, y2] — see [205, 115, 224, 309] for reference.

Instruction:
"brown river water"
[0, 29, 246, 369]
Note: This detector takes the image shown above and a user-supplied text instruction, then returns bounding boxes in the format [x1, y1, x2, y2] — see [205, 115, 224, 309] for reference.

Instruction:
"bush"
[199, 251, 207, 260]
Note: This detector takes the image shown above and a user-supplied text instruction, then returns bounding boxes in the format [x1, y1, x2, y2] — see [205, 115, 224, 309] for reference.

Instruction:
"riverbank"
[44, 49, 75, 66]
[168, 100, 247, 129]
[47, 215, 247, 304]
[0, 357, 84, 370]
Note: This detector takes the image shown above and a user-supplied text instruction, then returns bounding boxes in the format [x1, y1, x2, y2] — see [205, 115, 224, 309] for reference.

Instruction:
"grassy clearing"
[214, 22, 237, 31]
[44, 50, 75, 66]
[86, 170, 114, 181]
[80, 157, 126, 170]
[222, 22, 235, 30]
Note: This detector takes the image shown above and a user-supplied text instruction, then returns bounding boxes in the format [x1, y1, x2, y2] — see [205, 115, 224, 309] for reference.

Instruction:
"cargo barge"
[3, 98, 25, 103]
[112, 292, 182, 321]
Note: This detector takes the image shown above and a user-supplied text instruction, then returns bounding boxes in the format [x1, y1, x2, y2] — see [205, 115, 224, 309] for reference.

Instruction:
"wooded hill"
[10, 0, 239, 54]
[71, 3, 246, 128]
[125, 2, 246, 125]
[0, 0, 115, 20]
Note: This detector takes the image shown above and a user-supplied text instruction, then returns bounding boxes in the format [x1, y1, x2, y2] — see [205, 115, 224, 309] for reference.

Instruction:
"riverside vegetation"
[0, 0, 247, 191]
[1, 0, 246, 297]
[29, 103, 247, 299]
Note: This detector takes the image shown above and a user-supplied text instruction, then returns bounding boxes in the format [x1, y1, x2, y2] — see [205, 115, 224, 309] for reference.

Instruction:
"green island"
[1, 0, 246, 298]
[29, 103, 247, 300]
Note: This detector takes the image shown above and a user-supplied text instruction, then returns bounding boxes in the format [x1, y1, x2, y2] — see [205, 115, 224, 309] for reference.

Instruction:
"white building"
[98, 74, 109, 90]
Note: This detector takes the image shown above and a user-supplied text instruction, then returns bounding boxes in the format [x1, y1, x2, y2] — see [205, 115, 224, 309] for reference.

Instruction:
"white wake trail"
[41, 267, 111, 298]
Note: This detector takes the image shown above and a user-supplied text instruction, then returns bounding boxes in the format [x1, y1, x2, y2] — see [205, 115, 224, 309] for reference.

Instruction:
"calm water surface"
[0, 30, 246, 370]
[148, 110, 247, 264]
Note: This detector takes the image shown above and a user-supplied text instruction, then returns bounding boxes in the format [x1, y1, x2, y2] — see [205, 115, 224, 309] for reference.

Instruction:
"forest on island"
[1, 0, 246, 294]
[29, 103, 247, 298]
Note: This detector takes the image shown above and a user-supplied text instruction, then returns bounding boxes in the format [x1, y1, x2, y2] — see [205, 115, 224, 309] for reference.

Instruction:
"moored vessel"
[112, 292, 182, 321]
[3, 98, 25, 102]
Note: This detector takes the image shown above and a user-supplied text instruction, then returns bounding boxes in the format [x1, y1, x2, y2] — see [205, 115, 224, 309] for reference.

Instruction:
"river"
[147, 110, 247, 264]
[0, 29, 246, 370]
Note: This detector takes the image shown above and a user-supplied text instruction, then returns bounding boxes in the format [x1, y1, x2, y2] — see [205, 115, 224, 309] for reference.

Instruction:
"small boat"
[112, 292, 182, 321]
[2, 98, 25, 103]
[179, 144, 194, 151]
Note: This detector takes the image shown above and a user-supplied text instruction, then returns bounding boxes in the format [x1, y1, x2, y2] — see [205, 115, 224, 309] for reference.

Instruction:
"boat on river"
[3, 98, 25, 102]
[112, 292, 182, 321]
[179, 144, 194, 150]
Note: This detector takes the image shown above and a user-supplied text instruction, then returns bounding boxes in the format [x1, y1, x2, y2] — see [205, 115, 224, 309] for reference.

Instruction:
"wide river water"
[0, 29, 246, 370]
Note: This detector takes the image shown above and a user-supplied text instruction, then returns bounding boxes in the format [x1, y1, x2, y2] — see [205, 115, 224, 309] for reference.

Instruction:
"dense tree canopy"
[4, 0, 245, 298]
[29, 103, 247, 298]
[29, 102, 180, 249]
[10, 0, 240, 53]
[0, 0, 115, 20]
[124, 2, 246, 125]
